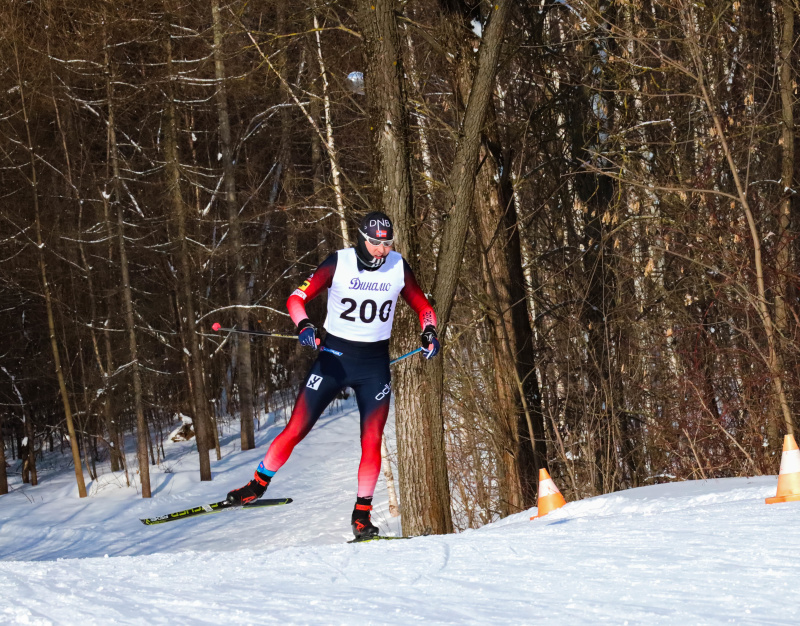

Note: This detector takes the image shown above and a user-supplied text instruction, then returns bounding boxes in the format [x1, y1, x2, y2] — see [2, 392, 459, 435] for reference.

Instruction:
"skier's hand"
[297, 319, 320, 350]
[420, 325, 440, 360]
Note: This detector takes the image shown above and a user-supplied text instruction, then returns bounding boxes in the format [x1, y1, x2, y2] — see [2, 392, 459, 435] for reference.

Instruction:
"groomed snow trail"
[1, 399, 798, 624]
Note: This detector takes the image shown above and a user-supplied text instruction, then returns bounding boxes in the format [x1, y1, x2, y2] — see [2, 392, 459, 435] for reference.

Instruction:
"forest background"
[1, 0, 798, 536]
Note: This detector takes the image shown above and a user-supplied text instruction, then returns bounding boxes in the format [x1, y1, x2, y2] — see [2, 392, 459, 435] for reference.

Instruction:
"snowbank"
[2, 398, 798, 624]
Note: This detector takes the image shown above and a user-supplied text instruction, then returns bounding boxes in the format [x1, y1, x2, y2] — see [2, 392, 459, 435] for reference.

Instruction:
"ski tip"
[211, 322, 221, 331]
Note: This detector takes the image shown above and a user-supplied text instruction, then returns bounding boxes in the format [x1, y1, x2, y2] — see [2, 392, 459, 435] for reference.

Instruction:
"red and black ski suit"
[256, 248, 436, 498]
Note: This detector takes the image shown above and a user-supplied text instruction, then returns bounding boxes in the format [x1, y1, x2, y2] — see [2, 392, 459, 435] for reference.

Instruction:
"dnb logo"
[375, 382, 391, 401]
[370, 218, 391, 239]
[306, 374, 323, 390]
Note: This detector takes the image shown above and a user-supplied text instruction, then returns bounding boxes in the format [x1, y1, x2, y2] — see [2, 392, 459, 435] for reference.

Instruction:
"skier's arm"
[401, 260, 440, 359]
[400, 259, 437, 330]
[286, 253, 337, 328]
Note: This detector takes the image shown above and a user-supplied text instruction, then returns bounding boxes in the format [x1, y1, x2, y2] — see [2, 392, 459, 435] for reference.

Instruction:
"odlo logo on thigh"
[306, 375, 323, 390]
[375, 382, 391, 401]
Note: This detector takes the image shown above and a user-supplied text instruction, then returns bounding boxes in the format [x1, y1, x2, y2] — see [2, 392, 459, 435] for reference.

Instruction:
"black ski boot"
[226, 471, 270, 505]
[351, 496, 379, 540]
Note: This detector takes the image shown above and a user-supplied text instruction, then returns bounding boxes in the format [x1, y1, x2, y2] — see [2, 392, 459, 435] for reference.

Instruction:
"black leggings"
[259, 343, 391, 497]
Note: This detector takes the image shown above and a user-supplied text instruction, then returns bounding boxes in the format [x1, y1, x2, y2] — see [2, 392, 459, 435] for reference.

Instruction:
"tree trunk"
[426, 0, 513, 529]
[104, 311, 127, 482]
[773, 0, 796, 441]
[468, 91, 546, 509]
[476, 237, 524, 515]
[100, 187, 126, 478]
[75, 323, 98, 484]
[0, 412, 7, 495]
[80, 208, 120, 475]
[402, 20, 436, 208]
[356, 0, 415, 246]
[313, 9, 351, 245]
[105, 36, 151, 497]
[13, 40, 86, 498]
[357, 0, 453, 536]
[568, 76, 620, 494]
[430, 0, 513, 330]
[39, 229, 85, 497]
[24, 408, 38, 486]
[474, 182, 545, 510]
[355, 0, 418, 524]
[164, 23, 213, 481]
[381, 436, 400, 516]
[212, 0, 255, 450]
[116, 204, 151, 495]
[358, 0, 512, 534]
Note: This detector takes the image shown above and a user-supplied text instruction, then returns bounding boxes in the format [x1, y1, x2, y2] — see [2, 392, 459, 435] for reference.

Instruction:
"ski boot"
[226, 470, 271, 505]
[351, 496, 379, 540]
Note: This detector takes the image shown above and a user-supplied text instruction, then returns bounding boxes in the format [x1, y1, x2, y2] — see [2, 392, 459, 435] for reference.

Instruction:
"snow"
[2, 397, 799, 624]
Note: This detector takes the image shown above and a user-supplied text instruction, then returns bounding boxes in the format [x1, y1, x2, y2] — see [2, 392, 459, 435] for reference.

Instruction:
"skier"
[226, 211, 440, 539]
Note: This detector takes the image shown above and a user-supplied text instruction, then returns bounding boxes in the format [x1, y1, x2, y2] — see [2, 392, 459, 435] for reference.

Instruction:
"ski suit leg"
[260, 352, 344, 475]
[351, 361, 392, 499]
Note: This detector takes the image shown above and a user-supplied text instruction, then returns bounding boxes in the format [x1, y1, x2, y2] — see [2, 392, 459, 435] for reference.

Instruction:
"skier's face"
[365, 239, 392, 260]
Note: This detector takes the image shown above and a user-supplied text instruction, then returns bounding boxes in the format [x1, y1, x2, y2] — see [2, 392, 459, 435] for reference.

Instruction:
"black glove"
[297, 319, 319, 350]
[420, 325, 440, 360]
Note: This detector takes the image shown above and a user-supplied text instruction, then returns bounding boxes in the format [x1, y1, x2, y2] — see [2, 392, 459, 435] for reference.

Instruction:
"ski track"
[1, 398, 799, 624]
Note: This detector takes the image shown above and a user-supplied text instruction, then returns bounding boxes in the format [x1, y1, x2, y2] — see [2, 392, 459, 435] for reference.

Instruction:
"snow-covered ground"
[2, 397, 799, 624]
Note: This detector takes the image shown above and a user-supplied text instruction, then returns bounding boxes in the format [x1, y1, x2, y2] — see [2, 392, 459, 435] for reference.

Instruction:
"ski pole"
[211, 323, 297, 340]
[389, 347, 423, 365]
[321, 345, 423, 365]
[213, 323, 423, 363]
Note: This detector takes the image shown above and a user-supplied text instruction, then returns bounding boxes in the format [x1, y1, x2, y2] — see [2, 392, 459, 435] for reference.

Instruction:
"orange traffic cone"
[530, 468, 567, 520]
[766, 434, 800, 504]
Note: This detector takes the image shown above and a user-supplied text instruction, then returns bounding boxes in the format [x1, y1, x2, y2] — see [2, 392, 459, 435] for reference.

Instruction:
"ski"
[348, 528, 432, 543]
[140, 497, 292, 526]
[348, 535, 413, 544]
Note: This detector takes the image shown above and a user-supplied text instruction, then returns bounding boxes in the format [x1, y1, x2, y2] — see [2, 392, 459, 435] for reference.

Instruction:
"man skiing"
[226, 211, 440, 540]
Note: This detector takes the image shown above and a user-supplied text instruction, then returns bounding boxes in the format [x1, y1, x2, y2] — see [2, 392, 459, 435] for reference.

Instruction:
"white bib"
[324, 249, 405, 342]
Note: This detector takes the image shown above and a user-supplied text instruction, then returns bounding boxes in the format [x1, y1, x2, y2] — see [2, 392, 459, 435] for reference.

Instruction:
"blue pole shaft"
[317, 345, 424, 365]
[389, 347, 423, 366]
